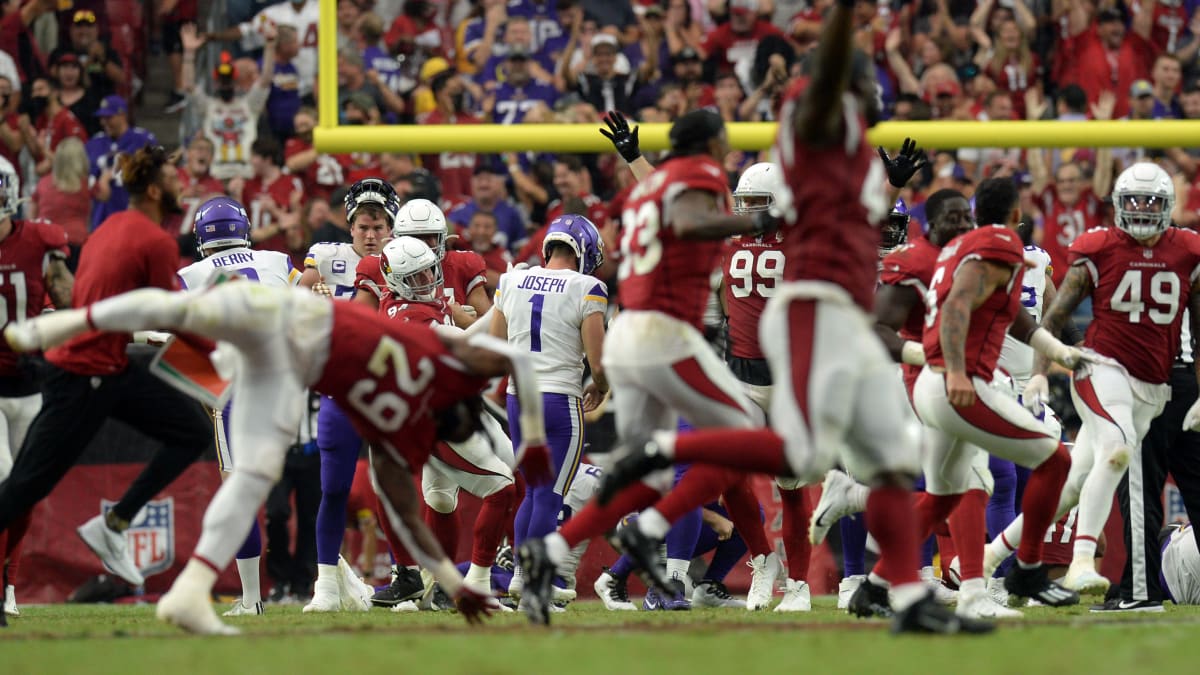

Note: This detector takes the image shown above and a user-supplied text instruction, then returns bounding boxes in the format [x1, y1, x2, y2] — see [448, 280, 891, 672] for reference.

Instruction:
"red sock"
[558, 482, 660, 548]
[721, 476, 772, 558]
[673, 429, 789, 475]
[508, 473, 526, 544]
[948, 489, 987, 580]
[915, 492, 963, 541]
[936, 533, 956, 581]
[866, 486, 920, 586]
[374, 493, 416, 567]
[1018, 443, 1070, 564]
[424, 506, 459, 561]
[655, 465, 736, 523]
[779, 486, 811, 580]
[471, 484, 515, 567]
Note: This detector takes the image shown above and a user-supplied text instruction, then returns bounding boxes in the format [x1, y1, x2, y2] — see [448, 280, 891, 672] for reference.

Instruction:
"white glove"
[900, 340, 926, 366]
[312, 280, 333, 298]
[1029, 327, 1083, 369]
[1022, 373, 1049, 418]
[1184, 399, 1200, 432]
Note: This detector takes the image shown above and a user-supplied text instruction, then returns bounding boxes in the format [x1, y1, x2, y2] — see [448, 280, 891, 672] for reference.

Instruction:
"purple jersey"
[87, 126, 158, 231]
[448, 199, 528, 252]
[491, 81, 559, 124]
[476, 50, 556, 85]
[261, 58, 301, 139]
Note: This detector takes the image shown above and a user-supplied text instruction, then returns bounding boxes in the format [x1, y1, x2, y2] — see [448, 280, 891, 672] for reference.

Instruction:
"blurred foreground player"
[596, 0, 991, 633]
[6, 283, 553, 635]
[0, 146, 212, 589]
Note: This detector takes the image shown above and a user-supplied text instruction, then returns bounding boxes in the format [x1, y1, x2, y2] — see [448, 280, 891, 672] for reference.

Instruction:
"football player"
[489, 215, 608, 602]
[299, 178, 402, 613]
[178, 196, 301, 617]
[381, 236, 518, 601]
[0, 157, 73, 619]
[6, 282, 554, 635]
[986, 163, 1200, 603]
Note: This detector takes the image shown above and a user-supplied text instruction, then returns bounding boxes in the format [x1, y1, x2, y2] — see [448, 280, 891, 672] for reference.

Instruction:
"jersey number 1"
[529, 294, 545, 352]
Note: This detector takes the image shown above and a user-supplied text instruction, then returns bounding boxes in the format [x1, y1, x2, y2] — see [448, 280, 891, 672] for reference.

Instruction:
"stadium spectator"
[448, 159, 528, 251]
[355, 13, 406, 113]
[306, 194, 351, 244]
[702, 0, 786, 93]
[973, 7, 1041, 119]
[340, 94, 386, 183]
[261, 24, 304, 141]
[477, 15, 556, 85]
[664, 0, 706, 57]
[384, 0, 444, 62]
[486, 48, 559, 124]
[418, 70, 482, 204]
[285, 106, 351, 201]
[207, 0, 319, 99]
[1060, 6, 1155, 118]
[264, 421, 321, 604]
[336, 0, 362, 51]
[1, 0, 54, 84]
[229, 137, 304, 264]
[561, 33, 648, 114]
[464, 209, 510, 294]
[22, 76, 88, 177]
[49, 7, 126, 101]
[159, 0, 199, 113]
[49, 52, 100, 137]
[958, 91, 1021, 181]
[177, 135, 227, 227]
[31, 136, 91, 267]
[337, 47, 406, 121]
[579, 0, 638, 37]
[1150, 53, 1183, 118]
[181, 24, 275, 181]
[0, 76, 19, 170]
[87, 95, 158, 231]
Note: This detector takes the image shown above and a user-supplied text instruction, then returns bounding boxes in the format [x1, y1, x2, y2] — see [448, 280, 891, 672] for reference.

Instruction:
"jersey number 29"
[347, 335, 436, 433]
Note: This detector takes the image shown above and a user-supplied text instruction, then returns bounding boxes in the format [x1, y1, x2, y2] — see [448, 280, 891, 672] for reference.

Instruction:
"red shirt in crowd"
[284, 136, 353, 202]
[40, 107, 88, 153]
[985, 53, 1041, 119]
[1060, 23, 1154, 119]
[417, 109, 481, 204]
[702, 20, 785, 77]
[47, 209, 180, 375]
[1039, 184, 1105, 285]
[33, 175, 90, 247]
[244, 172, 304, 263]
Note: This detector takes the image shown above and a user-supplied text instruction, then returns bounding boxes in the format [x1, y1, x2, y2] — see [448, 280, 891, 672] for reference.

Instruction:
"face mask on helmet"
[0, 160, 21, 221]
[880, 199, 909, 257]
[381, 236, 444, 301]
[393, 198, 448, 259]
[1113, 163, 1174, 241]
[346, 178, 402, 229]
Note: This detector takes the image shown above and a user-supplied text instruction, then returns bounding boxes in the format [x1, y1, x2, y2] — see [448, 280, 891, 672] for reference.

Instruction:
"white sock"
[464, 563, 492, 591]
[666, 558, 689, 585]
[545, 532, 569, 567]
[890, 582, 926, 611]
[177, 558, 219, 594]
[1073, 540, 1098, 561]
[636, 509, 670, 539]
[867, 572, 890, 588]
[959, 577, 984, 596]
[1074, 448, 1128, 550]
[193, 472, 274, 571]
[997, 515, 1024, 554]
[314, 563, 339, 594]
[847, 483, 870, 513]
[236, 557, 261, 605]
[918, 566, 937, 582]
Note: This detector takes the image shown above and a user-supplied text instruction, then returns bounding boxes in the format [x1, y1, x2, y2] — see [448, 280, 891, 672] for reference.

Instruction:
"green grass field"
[1, 598, 1196, 675]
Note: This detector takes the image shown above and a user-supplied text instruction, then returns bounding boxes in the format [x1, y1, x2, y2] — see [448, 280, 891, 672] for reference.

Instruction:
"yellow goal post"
[314, 0, 1200, 153]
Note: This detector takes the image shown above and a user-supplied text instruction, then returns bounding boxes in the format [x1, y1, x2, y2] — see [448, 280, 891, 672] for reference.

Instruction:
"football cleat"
[372, 565, 424, 607]
[847, 578, 893, 619]
[596, 438, 672, 505]
[302, 576, 341, 613]
[609, 524, 673, 596]
[1004, 564, 1079, 607]
[157, 571, 239, 636]
[809, 470, 858, 546]
[746, 552, 782, 610]
[1062, 560, 1110, 595]
[774, 579, 811, 612]
[4, 584, 18, 617]
[642, 588, 664, 611]
[956, 589, 1023, 619]
[661, 578, 692, 611]
[837, 575, 865, 610]
[594, 569, 637, 611]
[516, 539, 556, 625]
[77, 515, 144, 587]
[1089, 597, 1165, 613]
[551, 585, 577, 605]
[390, 600, 420, 613]
[222, 600, 266, 617]
[892, 591, 995, 635]
[920, 566, 958, 606]
[986, 577, 1010, 607]
[336, 556, 374, 611]
[694, 580, 747, 609]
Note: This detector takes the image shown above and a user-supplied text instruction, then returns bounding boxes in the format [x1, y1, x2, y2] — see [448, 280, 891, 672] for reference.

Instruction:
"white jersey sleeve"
[998, 245, 1053, 388]
[304, 242, 362, 300]
[178, 248, 301, 290]
[497, 267, 607, 397]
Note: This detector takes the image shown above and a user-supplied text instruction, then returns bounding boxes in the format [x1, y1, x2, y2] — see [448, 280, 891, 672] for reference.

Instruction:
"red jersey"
[984, 54, 1040, 119]
[0, 220, 69, 378]
[923, 226, 1026, 380]
[1042, 507, 1082, 567]
[722, 233, 785, 360]
[1040, 185, 1105, 285]
[417, 110, 481, 203]
[1069, 226, 1200, 384]
[1138, 0, 1188, 55]
[382, 295, 453, 326]
[47, 210, 181, 375]
[1060, 24, 1154, 119]
[313, 302, 489, 467]
[701, 21, 785, 77]
[284, 137, 352, 201]
[879, 235, 942, 394]
[775, 82, 889, 310]
[356, 249, 487, 307]
[244, 172, 304, 257]
[43, 107, 87, 153]
[617, 155, 731, 331]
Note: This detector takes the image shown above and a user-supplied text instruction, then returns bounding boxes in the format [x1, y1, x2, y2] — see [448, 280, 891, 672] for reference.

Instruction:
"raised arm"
[792, 0, 857, 144]
[670, 190, 765, 240]
[599, 111, 655, 181]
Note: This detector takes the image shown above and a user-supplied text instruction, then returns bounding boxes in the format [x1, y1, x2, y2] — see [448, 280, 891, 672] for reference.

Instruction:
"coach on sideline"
[0, 145, 212, 588]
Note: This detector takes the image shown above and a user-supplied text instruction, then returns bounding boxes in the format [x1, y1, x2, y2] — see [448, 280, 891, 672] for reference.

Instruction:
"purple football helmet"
[194, 196, 251, 252]
[542, 214, 604, 275]
[880, 198, 910, 256]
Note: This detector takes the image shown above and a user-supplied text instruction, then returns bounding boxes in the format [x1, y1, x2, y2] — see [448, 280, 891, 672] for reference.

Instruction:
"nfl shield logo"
[333, 260, 347, 274]
[101, 498, 175, 577]
[1144, 249, 1154, 259]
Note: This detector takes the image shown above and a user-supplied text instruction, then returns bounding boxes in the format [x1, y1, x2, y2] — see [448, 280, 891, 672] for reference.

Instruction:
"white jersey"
[1163, 523, 1200, 604]
[178, 247, 300, 290]
[304, 242, 362, 300]
[496, 266, 608, 397]
[563, 463, 601, 515]
[240, 0, 319, 96]
[193, 85, 269, 181]
[998, 245, 1052, 387]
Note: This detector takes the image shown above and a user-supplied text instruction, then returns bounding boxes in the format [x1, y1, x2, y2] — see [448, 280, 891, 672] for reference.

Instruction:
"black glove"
[877, 137, 929, 189]
[599, 110, 641, 164]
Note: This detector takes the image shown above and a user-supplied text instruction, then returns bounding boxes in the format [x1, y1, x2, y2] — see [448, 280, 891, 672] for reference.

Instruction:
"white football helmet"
[0, 155, 19, 221]
[393, 198, 448, 259]
[733, 162, 793, 219]
[1112, 162, 1174, 241]
[381, 236, 443, 301]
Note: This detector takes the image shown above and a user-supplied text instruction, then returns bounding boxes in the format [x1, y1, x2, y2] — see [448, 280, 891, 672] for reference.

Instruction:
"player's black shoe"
[892, 592, 995, 635]
[1004, 563, 1079, 607]
[609, 524, 672, 595]
[597, 438, 673, 505]
[847, 578, 893, 619]
[517, 539, 555, 626]
[371, 565, 424, 607]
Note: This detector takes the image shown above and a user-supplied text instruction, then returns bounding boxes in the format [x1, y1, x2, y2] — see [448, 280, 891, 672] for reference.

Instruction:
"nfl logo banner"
[101, 498, 176, 578]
